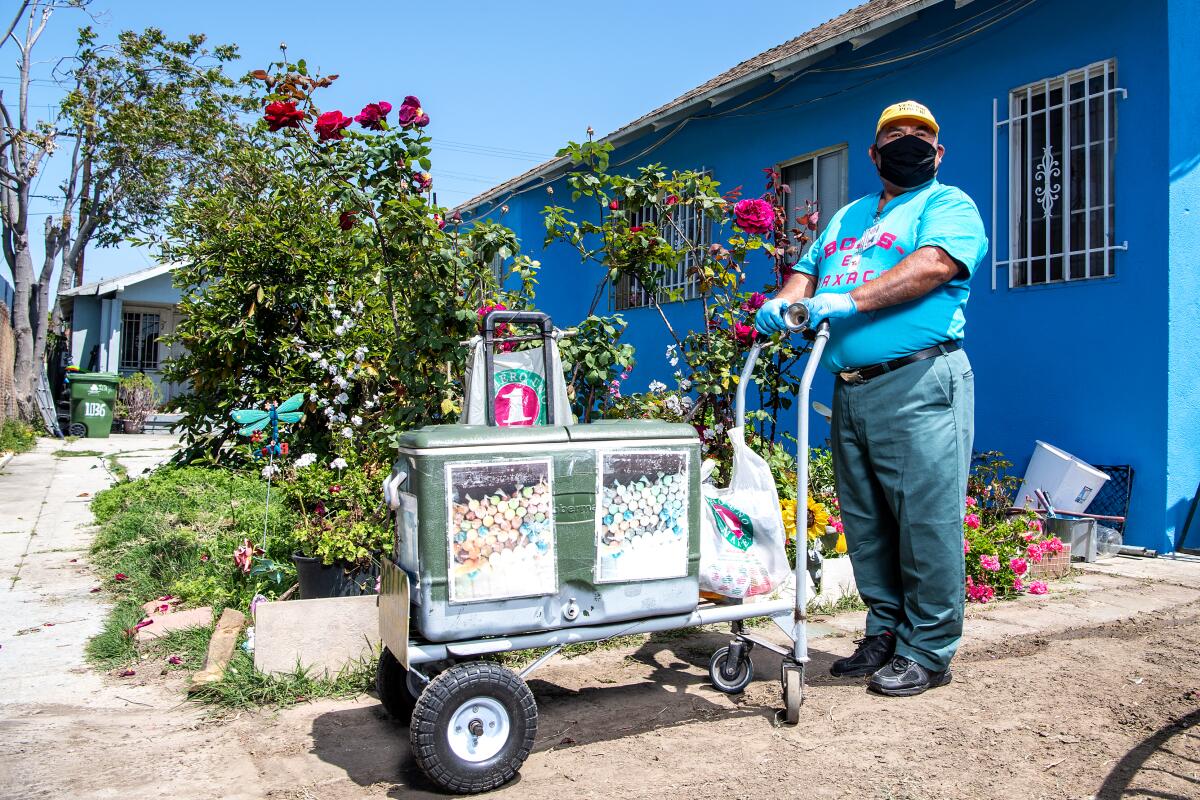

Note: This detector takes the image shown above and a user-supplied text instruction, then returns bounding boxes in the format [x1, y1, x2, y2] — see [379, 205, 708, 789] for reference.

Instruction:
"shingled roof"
[456, 0, 939, 213]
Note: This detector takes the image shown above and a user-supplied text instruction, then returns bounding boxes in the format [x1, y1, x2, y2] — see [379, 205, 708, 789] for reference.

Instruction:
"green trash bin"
[67, 372, 120, 438]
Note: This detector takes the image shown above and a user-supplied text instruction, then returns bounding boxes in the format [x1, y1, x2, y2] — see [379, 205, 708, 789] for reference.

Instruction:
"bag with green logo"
[699, 426, 789, 598]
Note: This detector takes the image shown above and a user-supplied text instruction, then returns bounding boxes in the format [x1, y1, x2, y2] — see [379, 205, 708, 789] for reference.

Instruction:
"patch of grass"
[0, 419, 37, 454]
[53, 448, 104, 458]
[808, 591, 869, 616]
[190, 648, 375, 709]
[104, 453, 128, 481]
[143, 622, 215, 671]
[85, 600, 145, 669]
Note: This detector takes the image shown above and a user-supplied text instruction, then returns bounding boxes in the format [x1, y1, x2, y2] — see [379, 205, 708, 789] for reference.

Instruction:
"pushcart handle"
[732, 320, 830, 666]
[480, 309, 558, 426]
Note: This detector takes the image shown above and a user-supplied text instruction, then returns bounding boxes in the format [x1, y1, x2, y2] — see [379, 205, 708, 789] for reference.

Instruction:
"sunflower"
[807, 496, 830, 542]
[780, 498, 798, 543]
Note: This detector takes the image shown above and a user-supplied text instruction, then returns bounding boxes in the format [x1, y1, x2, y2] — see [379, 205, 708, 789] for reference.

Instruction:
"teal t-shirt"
[793, 179, 988, 373]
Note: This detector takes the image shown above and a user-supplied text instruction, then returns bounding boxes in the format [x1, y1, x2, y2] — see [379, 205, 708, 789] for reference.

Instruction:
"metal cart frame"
[378, 310, 829, 793]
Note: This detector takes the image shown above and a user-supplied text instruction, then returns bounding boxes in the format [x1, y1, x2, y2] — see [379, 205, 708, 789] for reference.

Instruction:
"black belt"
[838, 340, 963, 385]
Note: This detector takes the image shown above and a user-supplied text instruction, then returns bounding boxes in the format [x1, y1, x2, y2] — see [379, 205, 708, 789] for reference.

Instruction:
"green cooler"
[383, 420, 701, 642]
[67, 372, 119, 438]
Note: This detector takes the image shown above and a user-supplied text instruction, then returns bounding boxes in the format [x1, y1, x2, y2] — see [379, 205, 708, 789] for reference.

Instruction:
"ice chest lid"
[565, 419, 698, 442]
[397, 424, 571, 450]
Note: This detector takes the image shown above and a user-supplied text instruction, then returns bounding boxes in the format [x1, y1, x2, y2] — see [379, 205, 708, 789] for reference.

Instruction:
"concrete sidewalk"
[0, 434, 179, 708]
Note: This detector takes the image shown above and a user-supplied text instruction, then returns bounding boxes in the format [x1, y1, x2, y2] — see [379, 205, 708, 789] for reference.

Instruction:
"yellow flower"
[835, 532, 847, 554]
[780, 498, 798, 542]
[807, 496, 830, 542]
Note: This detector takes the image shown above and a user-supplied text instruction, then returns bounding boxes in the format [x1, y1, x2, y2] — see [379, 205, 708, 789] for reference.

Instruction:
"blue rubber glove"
[754, 297, 789, 334]
[802, 292, 858, 329]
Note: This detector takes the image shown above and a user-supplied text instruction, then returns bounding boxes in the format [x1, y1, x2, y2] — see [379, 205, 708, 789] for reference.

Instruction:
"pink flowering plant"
[963, 502, 1064, 603]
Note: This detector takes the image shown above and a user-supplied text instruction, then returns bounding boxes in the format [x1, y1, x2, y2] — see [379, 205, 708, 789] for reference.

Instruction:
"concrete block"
[253, 595, 379, 678]
[136, 606, 213, 642]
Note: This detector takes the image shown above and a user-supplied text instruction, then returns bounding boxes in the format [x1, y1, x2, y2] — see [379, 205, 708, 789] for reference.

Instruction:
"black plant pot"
[292, 553, 380, 600]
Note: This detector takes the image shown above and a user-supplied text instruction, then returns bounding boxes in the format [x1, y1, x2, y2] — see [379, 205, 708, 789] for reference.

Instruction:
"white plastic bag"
[699, 426, 790, 598]
[462, 336, 573, 426]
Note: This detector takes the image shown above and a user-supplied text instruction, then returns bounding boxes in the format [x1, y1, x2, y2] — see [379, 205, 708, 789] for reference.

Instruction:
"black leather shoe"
[830, 631, 895, 677]
[867, 655, 952, 697]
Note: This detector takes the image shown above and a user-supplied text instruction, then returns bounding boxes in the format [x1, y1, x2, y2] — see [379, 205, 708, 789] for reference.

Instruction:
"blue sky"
[13, 0, 858, 285]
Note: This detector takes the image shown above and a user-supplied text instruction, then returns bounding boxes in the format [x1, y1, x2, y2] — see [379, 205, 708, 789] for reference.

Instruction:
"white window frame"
[777, 143, 849, 268]
[612, 185, 707, 311]
[120, 309, 162, 372]
[993, 59, 1128, 289]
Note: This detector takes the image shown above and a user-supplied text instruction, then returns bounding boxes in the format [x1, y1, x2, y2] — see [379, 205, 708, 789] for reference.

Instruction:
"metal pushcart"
[377, 309, 829, 794]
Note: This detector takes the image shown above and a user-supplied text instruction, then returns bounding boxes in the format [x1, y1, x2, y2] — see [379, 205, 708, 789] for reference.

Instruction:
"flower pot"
[122, 419, 144, 434]
[292, 553, 380, 600]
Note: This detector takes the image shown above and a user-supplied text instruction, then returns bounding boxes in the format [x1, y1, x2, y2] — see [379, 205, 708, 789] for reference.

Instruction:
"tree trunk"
[10, 237, 38, 421]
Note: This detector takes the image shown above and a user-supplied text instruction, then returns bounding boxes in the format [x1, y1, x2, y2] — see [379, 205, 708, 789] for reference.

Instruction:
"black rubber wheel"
[377, 647, 418, 723]
[68, 422, 86, 438]
[709, 646, 754, 694]
[409, 660, 537, 794]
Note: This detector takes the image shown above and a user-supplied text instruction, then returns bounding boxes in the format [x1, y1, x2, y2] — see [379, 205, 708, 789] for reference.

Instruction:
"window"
[489, 252, 506, 285]
[780, 145, 848, 266]
[120, 311, 161, 371]
[1005, 60, 1124, 287]
[613, 198, 705, 310]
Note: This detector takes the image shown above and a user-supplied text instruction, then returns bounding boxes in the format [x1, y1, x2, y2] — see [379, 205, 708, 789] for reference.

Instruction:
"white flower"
[334, 323, 347, 336]
[330, 457, 348, 470]
[341, 320, 354, 332]
[327, 364, 339, 375]
[309, 392, 319, 402]
[665, 344, 679, 368]
[333, 376, 349, 390]
[665, 396, 683, 415]
[354, 300, 364, 313]
[681, 396, 695, 409]
[295, 453, 317, 469]
[261, 465, 279, 479]
[334, 412, 347, 423]
[324, 407, 336, 418]
[331, 309, 342, 319]
[351, 415, 362, 426]
[679, 378, 692, 391]
[318, 397, 330, 407]
[340, 427, 354, 439]
[364, 399, 376, 409]
[648, 380, 667, 394]
[318, 358, 329, 369]
[308, 351, 320, 361]
[354, 346, 367, 360]
[714, 422, 725, 435]
[334, 391, 350, 405]
[702, 428, 715, 440]
[335, 350, 346, 361]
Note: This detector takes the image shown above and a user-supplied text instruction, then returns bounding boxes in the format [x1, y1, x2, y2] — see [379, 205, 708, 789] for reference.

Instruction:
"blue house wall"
[466, 0, 1188, 551]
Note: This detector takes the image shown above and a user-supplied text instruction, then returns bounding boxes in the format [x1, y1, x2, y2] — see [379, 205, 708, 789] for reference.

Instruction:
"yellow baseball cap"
[876, 100, 939, 135]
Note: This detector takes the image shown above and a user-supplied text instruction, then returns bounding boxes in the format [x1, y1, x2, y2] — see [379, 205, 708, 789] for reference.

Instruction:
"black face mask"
[874, 135, 938, 189]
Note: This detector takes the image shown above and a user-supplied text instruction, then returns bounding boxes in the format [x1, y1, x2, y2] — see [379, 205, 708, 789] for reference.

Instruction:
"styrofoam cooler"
[1014, 440, 1109, 514]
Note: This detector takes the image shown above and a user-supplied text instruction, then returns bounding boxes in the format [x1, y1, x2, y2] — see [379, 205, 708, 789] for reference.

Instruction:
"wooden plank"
[189, 607, 245, 691]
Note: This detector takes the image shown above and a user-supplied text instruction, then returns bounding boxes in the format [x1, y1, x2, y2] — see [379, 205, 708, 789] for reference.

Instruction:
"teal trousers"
[831, 349, 974, 672]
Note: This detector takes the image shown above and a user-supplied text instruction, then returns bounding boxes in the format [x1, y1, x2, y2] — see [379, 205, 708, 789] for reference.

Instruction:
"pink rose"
[963, 538, 970, 554]
[964, 513, 981, 530]
[315, 110, 352, 141]
[1044, 536, 1064, 554]
[264, 100, 304, 131]
[733, 322, 757, 346]
[1012, 577, 1024, 593]
[733, 198, 774, 234]
[666, 195, 678, 206]
[1029, 518, 1043, 533]
[355, 101, 392, 130]
[741, 292, 767, 312]
[1026, 543, 1044, 564]
[980, 554, 1001, 572]
[415, 172, 432, 191]
[1009, 557, 1028, 576]
[1028, 580, 1048, 595]
[397, 95, 429, 128]
[965, 496, 977, 507]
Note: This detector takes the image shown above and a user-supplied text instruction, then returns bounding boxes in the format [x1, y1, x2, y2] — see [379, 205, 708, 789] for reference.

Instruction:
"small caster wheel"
[376, 647, 419, 724]
[783, 665, 803, 725]
[410, 660, 537, 794]
[709, 645, 754, 694]
[68, 422, 86, 438]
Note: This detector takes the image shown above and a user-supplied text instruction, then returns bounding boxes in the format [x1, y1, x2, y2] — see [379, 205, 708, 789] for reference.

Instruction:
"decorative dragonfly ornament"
[230, 393, 305, 583]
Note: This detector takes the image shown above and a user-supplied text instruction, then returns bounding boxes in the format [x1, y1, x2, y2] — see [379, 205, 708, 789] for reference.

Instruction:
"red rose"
[609, 200, 620, 210]
[733, 322, 757, 346]
[741, 292, 767, 312]
[396, 95, 429, 128]
[355, 101, 392, 130]
[315, 110, 352, 141]
[339, 211, 357, 230]
[113, 573, 127, 582]
[733, 198, 775, 234]
[666, 195, 678, 206]
[264, 100, 304, 131]
[629, 226, 643, 234]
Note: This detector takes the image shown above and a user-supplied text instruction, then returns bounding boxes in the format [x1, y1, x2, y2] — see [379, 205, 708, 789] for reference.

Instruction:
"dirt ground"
[4, 574, 1200, 800]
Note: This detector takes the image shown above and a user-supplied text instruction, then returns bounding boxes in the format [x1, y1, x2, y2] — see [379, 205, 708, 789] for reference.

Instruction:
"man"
[756, 100, 987, 697]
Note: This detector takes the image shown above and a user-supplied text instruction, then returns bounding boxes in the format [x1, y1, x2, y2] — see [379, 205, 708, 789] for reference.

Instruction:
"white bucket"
[1014, 441, 1109, 514]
